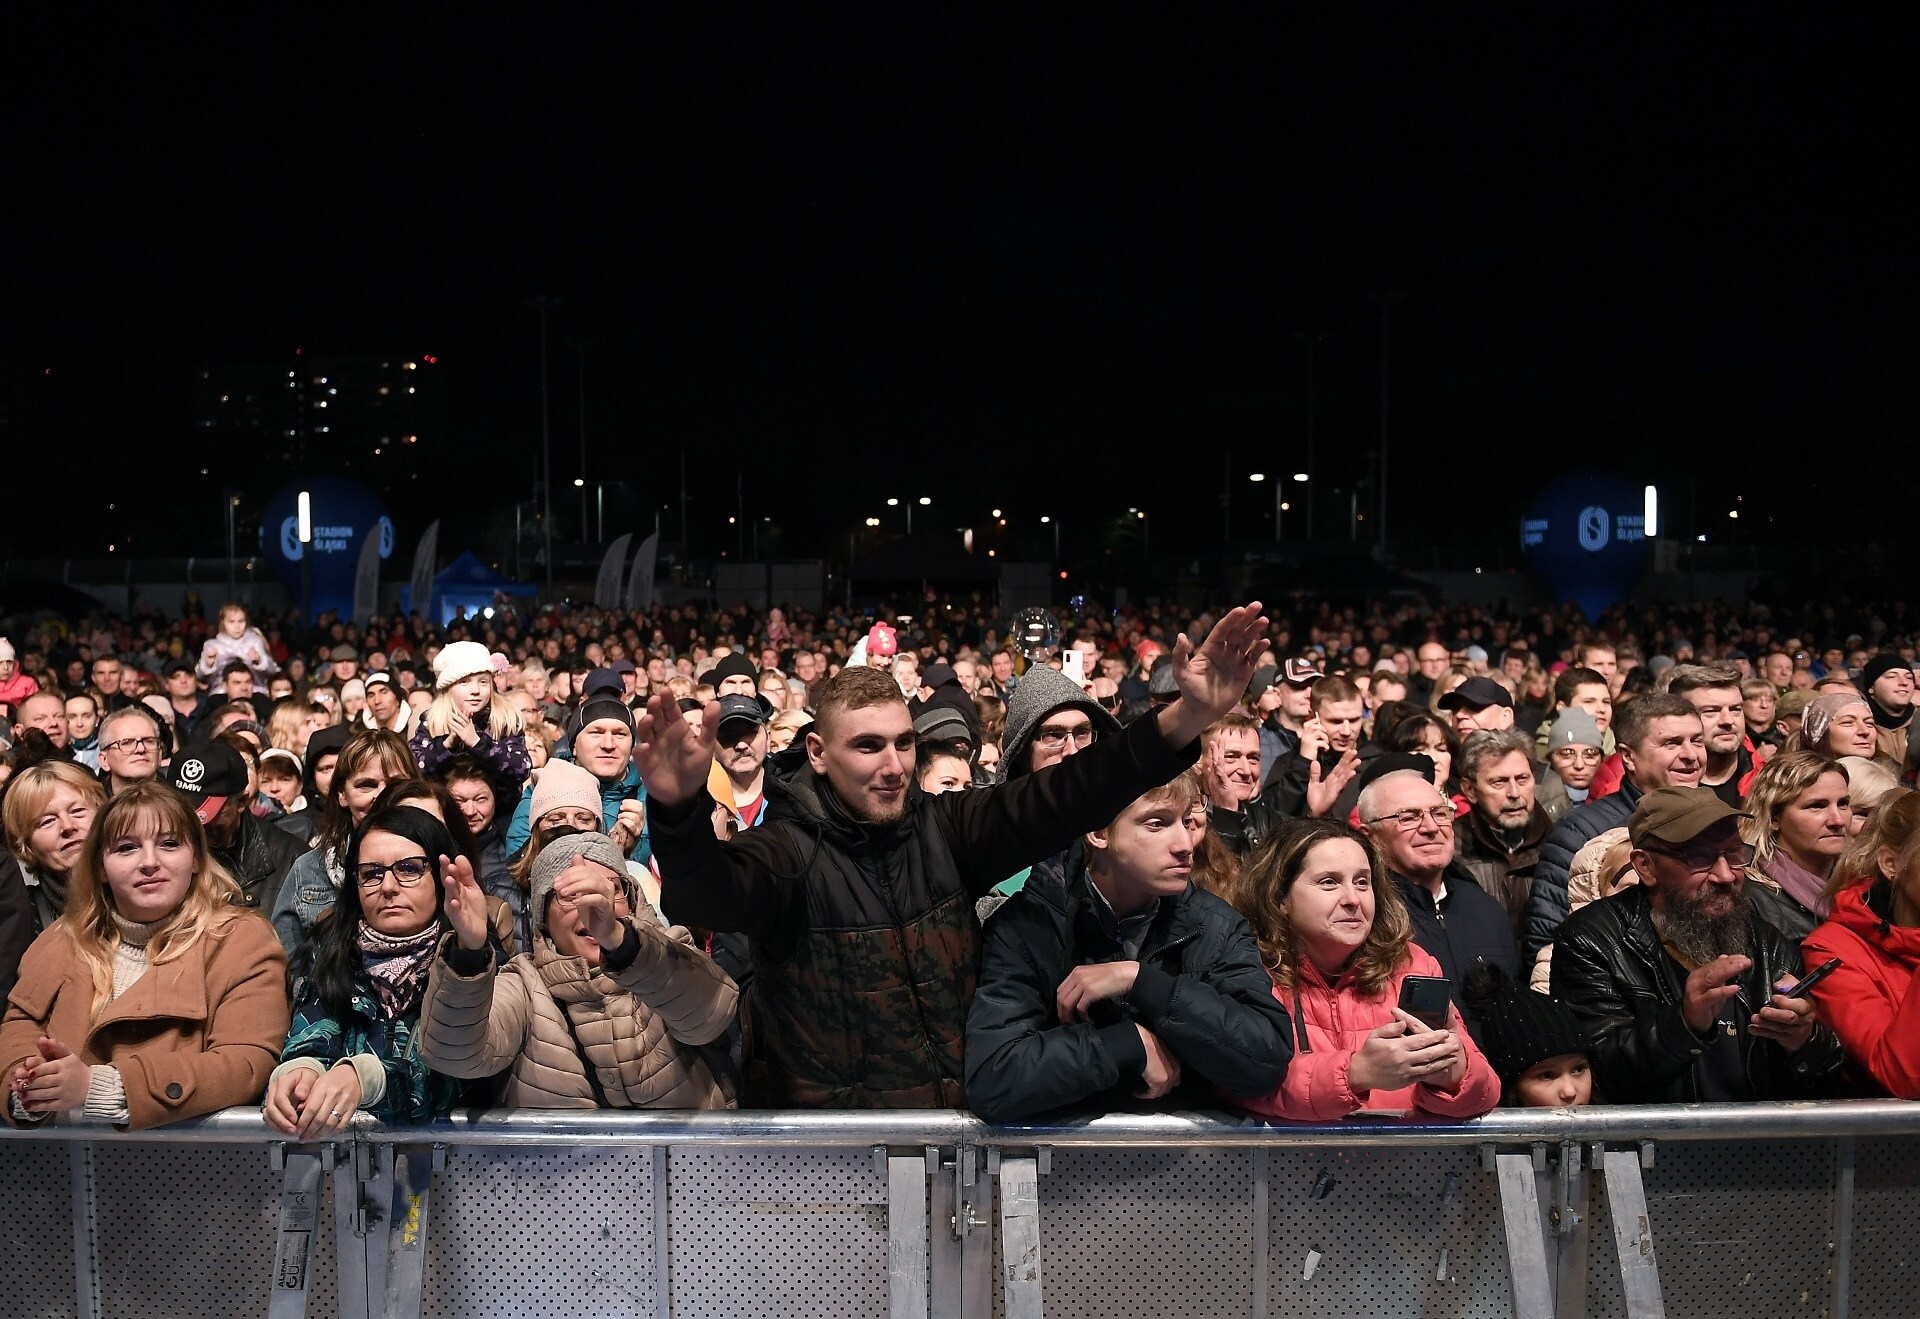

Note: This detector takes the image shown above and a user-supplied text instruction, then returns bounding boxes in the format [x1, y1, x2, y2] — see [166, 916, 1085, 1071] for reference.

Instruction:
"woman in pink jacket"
[1231, 818, 1500, 1121]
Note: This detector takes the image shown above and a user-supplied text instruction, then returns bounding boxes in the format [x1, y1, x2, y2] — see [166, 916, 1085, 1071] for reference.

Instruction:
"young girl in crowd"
[1233, 818, 1500, 1121]
[409, 641, 531, 806]
[197, 603, 279, 687]
[3, 784, 288, 1130]
[1464, 964, 1595, 1107]
[263, 805, 466, 1136]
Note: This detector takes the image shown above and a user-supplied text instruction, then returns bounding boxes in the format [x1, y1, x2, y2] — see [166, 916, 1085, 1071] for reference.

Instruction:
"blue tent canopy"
[403, 551, 538, 625]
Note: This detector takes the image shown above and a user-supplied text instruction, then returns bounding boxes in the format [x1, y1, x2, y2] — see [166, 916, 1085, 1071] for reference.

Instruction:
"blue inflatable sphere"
[1520, 471, 1650, 620]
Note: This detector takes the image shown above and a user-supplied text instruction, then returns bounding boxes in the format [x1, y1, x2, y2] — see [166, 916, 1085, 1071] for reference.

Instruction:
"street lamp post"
[1294, 331, 1325, 540]
[527, 295, 561, 596]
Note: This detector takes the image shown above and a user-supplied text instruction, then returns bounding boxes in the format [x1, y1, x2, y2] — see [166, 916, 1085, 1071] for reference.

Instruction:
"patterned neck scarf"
[356, 919, 443, 1020]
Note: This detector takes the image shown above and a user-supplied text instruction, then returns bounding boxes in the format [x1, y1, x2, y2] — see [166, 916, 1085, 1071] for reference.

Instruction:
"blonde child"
[197, 604, 279, 686]
[407, 642, 530, 805]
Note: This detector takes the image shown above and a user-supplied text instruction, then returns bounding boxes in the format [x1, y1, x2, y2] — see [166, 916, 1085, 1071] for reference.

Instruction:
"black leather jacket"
[1550, 885, 1844, 1103]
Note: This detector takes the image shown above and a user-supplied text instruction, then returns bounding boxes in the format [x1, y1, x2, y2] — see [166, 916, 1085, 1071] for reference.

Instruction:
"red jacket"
[1802, 881, 1920, 1098]
[1235, 945, 1500, 1122]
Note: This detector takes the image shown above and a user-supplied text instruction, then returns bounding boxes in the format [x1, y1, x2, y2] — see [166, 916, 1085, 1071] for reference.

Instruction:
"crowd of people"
[1, 586, 1918, 1135]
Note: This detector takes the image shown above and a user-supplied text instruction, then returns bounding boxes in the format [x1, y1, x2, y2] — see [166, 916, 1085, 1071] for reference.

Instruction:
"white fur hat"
[433, 641, 493, 691]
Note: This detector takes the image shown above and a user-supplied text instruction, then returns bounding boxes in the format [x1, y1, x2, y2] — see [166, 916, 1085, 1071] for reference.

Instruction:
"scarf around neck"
[1764, 850, 1831, 920]
[356, 918, 444, 1020]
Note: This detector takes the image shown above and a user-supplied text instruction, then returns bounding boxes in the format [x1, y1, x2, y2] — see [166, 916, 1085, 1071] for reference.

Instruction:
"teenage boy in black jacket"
[964, 775, 1292, 1123]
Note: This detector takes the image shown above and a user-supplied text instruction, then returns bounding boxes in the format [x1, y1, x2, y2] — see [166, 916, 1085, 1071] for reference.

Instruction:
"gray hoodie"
[1000, 665, 1122, 778]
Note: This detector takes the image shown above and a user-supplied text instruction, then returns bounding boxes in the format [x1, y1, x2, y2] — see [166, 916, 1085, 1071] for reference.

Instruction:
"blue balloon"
[1520, 471, 1650, 620]
[258, 478, 393, 621]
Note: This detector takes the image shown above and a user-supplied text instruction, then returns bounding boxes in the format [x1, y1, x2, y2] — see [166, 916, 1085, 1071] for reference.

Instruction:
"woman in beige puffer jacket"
[418, 831, 738, 1109]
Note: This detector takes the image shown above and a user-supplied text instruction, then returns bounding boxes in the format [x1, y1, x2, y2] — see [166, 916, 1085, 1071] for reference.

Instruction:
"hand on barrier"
[1305, 749, 1361, 818]
[13, 1037, 88, 1114]
[1682, 954, 1751, 1035]
[1751, 985, 1818, 1053]
[1347, 1011, 1461, 1095]
[1134, 1026, 1182, 1100]
[263, 1063, 363, 1141]
[442, 854, 490, 951]
[1056, 961, 1140, 1023]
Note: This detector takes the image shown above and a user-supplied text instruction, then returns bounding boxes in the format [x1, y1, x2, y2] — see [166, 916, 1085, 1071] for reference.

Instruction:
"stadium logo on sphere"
[1577, 506, 1610, 552]
[280, 518, 304, 561]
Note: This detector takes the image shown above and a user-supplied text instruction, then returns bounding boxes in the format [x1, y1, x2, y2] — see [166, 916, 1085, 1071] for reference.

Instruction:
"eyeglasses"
[103, 736, 159, 754]
[1033, 724, 1097, 751]
[1364, 806, 1456, 832]
[1647, 843, 1754, 875]
[355, 856, 433, 889]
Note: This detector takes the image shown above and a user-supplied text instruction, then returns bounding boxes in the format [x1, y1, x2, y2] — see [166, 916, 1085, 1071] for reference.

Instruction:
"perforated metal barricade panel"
[1848, 1135, 1920, 1319]
[670, 1146, 890, 1318]
[1035, 1148, 1254, 1319]
[1267, 1144, 1512, 1318]
[422, 1144, 656, 1319]
[92, 1142, 328, 1319]
[1, 1143, 79, 1319]
[1640, 1137, 1836, 1318]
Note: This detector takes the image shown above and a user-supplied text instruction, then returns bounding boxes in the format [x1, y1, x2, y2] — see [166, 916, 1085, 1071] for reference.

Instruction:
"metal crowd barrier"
[5, 1100, 1919, 1319]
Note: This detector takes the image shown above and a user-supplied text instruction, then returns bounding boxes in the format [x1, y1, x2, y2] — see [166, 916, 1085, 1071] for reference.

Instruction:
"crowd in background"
[2, 586, 1918, 1135]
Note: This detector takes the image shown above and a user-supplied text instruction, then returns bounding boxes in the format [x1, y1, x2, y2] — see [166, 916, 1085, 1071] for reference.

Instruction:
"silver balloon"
[1013, 606, 1060, 663]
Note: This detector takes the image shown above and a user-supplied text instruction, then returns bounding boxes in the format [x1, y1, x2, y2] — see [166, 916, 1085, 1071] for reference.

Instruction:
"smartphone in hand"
[1396, 976, 1452, 1032]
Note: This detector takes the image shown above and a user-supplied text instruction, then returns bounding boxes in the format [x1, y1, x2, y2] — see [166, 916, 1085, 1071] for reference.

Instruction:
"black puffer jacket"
[1549, 885, 1845, 1103]
[1524, 781, 1642, 958]
[654, 712, 1196, 1108]
[1394, 869, 1520, 1038]
[964, 857, 1291, 1123]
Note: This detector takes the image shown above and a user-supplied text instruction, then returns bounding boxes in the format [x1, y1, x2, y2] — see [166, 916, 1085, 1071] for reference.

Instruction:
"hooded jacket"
[1549, 883, 1844, 1103]
[418, 913, 738, 1110]
[1802, 880, 1920, 1098]
[999, 665, 1121, 779]
[963, 856, 1291, 1123]
[652, 711, 1197, 1108]
[1234, 944, 1500, 1122]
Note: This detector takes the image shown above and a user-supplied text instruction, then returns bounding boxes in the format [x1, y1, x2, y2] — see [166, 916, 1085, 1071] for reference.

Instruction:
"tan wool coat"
[1, 909, 289, 1129]
[418, 916, 738, 1110]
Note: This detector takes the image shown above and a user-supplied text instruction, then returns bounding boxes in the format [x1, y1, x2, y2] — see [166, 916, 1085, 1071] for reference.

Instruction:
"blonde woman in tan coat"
[418, 831, 737, 1109]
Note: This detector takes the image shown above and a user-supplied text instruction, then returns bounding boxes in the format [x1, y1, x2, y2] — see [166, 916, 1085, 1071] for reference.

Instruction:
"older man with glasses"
[98, 707, 165, 795]
[1551, 787, 1843, 1103]
[1360, 769, 1520, 1037]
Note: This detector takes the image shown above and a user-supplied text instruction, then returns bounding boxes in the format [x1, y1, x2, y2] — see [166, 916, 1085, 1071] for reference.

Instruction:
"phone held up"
[1396, 975, 1452, 1032]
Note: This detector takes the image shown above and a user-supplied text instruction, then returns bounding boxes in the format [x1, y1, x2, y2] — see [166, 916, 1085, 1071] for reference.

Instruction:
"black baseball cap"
[1438, 676, 1514, 712]
[166, 741, 250, 824]
[715, 694, 772, 728]
[163, 658, 195, 678]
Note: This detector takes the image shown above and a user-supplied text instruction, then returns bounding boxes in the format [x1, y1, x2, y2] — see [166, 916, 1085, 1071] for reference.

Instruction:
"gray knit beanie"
[529, 831, 632, 938]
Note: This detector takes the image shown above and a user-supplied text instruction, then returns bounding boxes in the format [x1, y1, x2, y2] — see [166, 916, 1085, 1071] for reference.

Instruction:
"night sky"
[9, 9, 1916, 566]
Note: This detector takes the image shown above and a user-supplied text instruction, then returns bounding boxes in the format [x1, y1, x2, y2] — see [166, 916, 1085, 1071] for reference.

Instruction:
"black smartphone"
[1779, 957, 1842, 1001]
[1396, 976, 1452, 1031]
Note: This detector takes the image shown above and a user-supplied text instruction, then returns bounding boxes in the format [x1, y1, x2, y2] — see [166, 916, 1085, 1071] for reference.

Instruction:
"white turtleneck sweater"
[9, 912, 156, 1125]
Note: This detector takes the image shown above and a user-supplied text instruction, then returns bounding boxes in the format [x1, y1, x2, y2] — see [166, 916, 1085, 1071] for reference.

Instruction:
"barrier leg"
[1599, 1149, 1665, 1319]
[1494, 1151, 1554, 1319]
[334, 1140, 393, 1319]
[651, 1143, 672, 1319]
[888, 1150, 931, 1319]
[993, 1151, 1043, 1319]
[381, 1146, 436, 1318]
[1829, 1136, 1854, 1319]
[1549, 1144, 1590, 1319]
[69, 1142, 101, 1319]
[932, 1145, 991, 1319]
[268, 1151, 325, 1319]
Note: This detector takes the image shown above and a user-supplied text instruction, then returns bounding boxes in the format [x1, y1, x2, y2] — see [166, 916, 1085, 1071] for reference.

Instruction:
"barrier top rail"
[3, 1099, 1919, 1149]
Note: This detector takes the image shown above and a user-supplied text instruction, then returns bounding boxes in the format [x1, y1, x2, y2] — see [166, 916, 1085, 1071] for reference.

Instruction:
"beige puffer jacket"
[418, 916, 739, 1109]
[1530, 827, 1637, 992]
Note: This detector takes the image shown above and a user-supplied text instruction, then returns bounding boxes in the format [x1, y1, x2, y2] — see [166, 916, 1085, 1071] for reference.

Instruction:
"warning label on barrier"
[275, 1232, 310, 1290]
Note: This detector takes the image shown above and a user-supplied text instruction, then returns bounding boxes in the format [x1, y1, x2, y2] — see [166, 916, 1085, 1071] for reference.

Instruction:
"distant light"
[1280, 502, 1291, 511]
[1727, 510, 1739, 520]
[422, 354, 437, 364]
[1058, 571, 1068, 579]
[1644, 485, 1659, 537]
[483, 607, 495, 619]
[728, 516, 736, 525]
[918, 496, 931, 506]
[887, 497, 900, 507]
[1248, 472, 1267, 483]
[1292, 472, 1310, 482]
[404, 362, 417, 371]
[574, 478, 585, 487]
[987, 549, 996, 558]
[297, 491, 312, 543]
[865, 517, 881, 527]
[1136, 511, 1146, 519]
[1475, 567, 1483, 574]
[1697, 534, 1708, 543]
[991, 508, 1003, 518]
[1040, 515, 1052, 524]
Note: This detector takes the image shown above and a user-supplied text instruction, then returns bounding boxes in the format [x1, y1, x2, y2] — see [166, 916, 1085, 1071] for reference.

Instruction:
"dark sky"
[8, 8, 1916, 563]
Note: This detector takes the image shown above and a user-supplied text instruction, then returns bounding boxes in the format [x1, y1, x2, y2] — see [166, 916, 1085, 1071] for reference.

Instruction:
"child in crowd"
[198, 604, 280, 687]
[409, 641, 531, 807]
